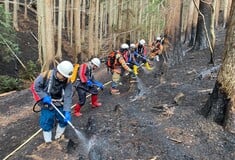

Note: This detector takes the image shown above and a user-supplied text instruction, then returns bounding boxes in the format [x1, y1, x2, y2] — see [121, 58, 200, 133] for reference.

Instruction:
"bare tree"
[164, 0, 183, 64]
[88, 0, 95, 59]
[37, 0, 55, 71]
[74, 0, 81, 62]
[202, 0, 235, 134]
[223, 0, 232, 28]
[56, 0, 64, 60]
[13, 0, 19, 31]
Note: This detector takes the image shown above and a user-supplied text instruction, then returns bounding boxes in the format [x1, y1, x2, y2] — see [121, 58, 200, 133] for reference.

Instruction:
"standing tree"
[37, 0, 55, 71]
[202, 0, 235, 134]
[88, 0, 95, 59]
[74, 0, 81, 62]
[164, 0, 183, 64]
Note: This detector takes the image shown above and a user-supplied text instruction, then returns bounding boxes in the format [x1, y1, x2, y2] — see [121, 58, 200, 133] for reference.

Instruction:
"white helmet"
[156, 37, 161, 41]
[121, 43, 129, 49]
[91, 58, 101, 68]
[57, 60, 74, 78]
[130, 43, 136, 48]
[139, 39, 146, 45]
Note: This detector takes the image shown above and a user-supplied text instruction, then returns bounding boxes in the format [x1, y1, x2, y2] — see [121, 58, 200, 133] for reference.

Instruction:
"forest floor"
[0, 15, 235, 160]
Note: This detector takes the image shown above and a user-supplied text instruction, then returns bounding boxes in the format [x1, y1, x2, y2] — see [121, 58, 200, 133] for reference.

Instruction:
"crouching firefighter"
[73, 58, 104, 117]
[31, 60, 74, 143]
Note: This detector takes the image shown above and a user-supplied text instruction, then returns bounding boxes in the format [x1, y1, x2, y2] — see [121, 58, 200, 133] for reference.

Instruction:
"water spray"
[50, 103, 91, 153]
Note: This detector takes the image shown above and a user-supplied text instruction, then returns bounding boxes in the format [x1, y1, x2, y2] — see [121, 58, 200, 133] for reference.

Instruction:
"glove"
[64, 111, 71, 123]
[94, 80, 104, 90]
[42, 95, 51, 105]
[86, 79, 93, 87]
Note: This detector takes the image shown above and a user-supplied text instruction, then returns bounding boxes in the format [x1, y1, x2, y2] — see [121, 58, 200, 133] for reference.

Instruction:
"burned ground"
[0, 16, 235, 160]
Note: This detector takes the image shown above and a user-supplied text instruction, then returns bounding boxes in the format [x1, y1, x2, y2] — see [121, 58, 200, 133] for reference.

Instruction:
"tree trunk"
[88, 0, 95, 59]
[24, 0, 28, 19]
[164, 0, 183, 65]
[202, 0, 235, 134]
[189, 0, 199, 47]
[81, 0, 86, 43]
[4, 0, 10, 24]
[94, 0, 99, 56]
[74, 0, 81, 62]
[214, 0, 220, 28]
[194, 0, 213, 50]
[42, 0, 55, 71]
[184, 1, 195, 44]
[13, 0, 19, 31]
[223, 0, 232, 28]
[56, 0, 63, 61]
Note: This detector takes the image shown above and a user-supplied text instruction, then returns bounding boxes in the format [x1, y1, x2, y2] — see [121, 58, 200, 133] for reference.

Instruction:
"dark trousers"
[75, 83, 98, 106]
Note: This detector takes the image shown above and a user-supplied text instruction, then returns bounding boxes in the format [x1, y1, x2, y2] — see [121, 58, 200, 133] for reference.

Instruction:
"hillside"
[0, 25, 235, 159]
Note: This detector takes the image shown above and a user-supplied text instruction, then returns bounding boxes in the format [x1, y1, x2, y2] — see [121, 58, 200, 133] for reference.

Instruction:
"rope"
[3, 80, 112, 160]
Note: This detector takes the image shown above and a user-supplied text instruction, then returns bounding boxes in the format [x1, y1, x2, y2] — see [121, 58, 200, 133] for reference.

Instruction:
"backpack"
[70, 64, 80, 83]
[106, 51, 117, 72]
[30, 70, 53, 112]
[30, 70, 52, 103]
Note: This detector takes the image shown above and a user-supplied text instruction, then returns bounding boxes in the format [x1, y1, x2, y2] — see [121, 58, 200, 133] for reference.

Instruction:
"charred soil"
[0, 16, 235, 160]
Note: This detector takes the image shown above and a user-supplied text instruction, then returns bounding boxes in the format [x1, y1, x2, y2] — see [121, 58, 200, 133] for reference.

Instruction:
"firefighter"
[128, 43, 140, 76]
[33, 60, 74, 143]
[150, 36, 164, 77]
[73, 58, 103, 117]
[110, 43, 133, 95]
[136, 39, 153, 70]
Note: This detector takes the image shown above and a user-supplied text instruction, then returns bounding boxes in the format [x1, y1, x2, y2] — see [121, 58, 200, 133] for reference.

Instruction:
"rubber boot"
[145, 62, 153, 70]
[74, 103, 82, 117]
[133, 65, 138, 75]
[55, 124, 66, 140]
[91, 95, 102, 108]
[43, 131, 52, 143]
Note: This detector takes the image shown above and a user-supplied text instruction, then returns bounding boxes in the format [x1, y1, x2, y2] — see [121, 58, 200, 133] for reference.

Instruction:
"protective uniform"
[34, 61, 73, 143]
[150, 37, 164, 77]
[128, 43, 139, 76]
[73, 58, 103, 117]
[110, 44, 133, 95]
[137, 39, 153, 70]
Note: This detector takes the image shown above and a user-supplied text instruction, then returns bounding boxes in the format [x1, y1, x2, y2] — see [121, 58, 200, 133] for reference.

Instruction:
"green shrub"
[0, 75, 23, 93]
[19, 60, 40, 81]
[0, 4, 20, 62]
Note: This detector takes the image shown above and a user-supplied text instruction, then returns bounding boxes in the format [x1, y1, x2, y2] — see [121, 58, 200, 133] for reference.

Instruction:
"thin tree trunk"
[24, 0, 28, 19]
[56, 0, 63, 60]
[4, 0, 10, 24]
[189, 0, 199, 46]
[214, 0, 220, 28]
[81, 0, 86, 42]
[94, 0, 99, 56]
[184, 1, 195, 44]
[43, 0, 55, 71]
[74, 0, 81, 62]
[13, 0, 19, 31]
[88, 0, 95, 59]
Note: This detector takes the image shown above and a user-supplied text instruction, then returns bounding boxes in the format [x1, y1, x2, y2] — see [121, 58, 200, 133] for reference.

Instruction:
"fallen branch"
[197, 65, 221, 80]
[0, 35, 26, 70]
[167, 137, 182, 143]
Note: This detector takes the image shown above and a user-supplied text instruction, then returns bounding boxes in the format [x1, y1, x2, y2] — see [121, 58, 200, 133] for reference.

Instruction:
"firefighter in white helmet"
[33, 60, 74, 143]
[73, 58, 104, 117]
[110, 43, 133, 95]
[137, 39, 153, 70]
